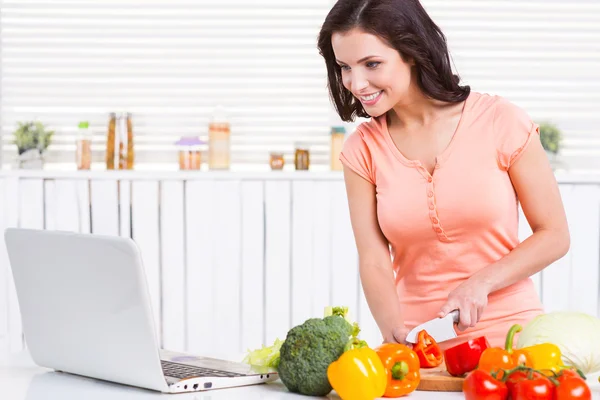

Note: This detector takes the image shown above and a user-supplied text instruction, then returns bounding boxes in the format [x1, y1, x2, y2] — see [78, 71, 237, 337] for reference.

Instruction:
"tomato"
[555, 376, 591, 400]
[505, 369, 544, 399]
[463, 369, 508, 400]
[512, 376, 555, 400]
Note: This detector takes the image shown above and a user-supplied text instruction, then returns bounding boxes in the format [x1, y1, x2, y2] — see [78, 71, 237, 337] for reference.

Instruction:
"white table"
[1, 352, 599, 399]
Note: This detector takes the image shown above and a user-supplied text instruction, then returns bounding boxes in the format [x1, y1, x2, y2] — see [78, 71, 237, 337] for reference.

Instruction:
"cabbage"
[516, 311, 600, 374]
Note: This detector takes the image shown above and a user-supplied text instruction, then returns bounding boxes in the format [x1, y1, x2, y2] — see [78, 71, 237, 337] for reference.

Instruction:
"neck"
[387, 79, 444, 128]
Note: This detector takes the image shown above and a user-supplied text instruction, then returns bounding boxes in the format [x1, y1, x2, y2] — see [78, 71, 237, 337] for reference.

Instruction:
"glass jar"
[330, 126, 346, 171]
[269, 152, 284, 170]
[106, 113, 116, 169]
[106, 112, 134, 170]
[294, 145, 310, 170]
[208, 105, 231, 170]
[176, 137, 205, 170]
[76, 121, 92, 170]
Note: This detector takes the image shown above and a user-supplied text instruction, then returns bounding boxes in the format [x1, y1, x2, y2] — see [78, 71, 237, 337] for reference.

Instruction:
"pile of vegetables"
[441, 310, 600, 400]
[243, 306, 424, 399]
[243, 309, 600, 399]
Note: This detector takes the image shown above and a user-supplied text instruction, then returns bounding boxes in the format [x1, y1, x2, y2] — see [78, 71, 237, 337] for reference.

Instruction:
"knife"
[405, 309, 460, 344]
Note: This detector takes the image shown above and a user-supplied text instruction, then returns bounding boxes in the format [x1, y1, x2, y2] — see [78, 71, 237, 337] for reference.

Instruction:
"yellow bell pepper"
[519, 343, 563, 374]
[327, 345, 386, 400]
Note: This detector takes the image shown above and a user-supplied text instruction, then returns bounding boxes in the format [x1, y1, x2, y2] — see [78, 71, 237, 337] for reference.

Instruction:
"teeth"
[361, 91, 381, 101]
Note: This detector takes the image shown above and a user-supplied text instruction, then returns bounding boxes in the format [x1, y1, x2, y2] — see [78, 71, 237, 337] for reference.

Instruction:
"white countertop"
[1, 352, 599, 399]
[0, 351, 468, 400]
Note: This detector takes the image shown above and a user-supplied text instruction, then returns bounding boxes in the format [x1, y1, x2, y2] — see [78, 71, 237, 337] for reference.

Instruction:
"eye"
[366, 61, 380, 69]
[338, 64, 350, 71]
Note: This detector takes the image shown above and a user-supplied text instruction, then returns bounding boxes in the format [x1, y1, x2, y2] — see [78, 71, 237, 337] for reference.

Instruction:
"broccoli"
[277, 311, 353, 396]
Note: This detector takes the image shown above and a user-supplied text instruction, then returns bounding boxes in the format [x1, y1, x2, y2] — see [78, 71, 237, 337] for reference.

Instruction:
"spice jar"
[76, 121, 92, 170]
[269, 152, 285, 170]
[176, 136, 204, 170]
[294, 144, 310, 170]
[208, 105, 231, 170]
[330, 126, 346, 171]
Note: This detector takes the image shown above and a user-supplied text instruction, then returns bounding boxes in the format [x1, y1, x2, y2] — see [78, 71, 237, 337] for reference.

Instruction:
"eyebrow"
[336, 55, 379, 65]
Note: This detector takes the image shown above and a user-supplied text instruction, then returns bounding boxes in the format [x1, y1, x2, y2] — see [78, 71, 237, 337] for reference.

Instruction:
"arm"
[343, 165, 408, 343]
[439, 132, 570, 329]
[471, 132, 570, 292]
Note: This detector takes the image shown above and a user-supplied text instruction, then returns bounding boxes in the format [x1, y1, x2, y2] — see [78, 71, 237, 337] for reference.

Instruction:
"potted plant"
[538, 121, 562, 167]
[12, 121, 55, 169]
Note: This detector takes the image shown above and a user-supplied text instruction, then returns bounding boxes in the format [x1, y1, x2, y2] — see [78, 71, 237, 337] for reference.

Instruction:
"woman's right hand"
[383, 325, 412, 346]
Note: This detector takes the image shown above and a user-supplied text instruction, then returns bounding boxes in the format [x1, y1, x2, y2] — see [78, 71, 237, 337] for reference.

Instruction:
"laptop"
[4, 228, 278, 393]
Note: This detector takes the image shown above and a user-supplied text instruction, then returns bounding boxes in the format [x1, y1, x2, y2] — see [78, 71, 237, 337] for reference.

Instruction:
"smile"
[359, 91, 383, 106]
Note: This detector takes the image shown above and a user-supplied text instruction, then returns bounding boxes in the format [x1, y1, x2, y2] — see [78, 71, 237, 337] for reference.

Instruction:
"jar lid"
[78, 121, 89, 129]
[175, 136, 206, 146]
[331, 126, 346, 134]
[294, 142, 311, 149]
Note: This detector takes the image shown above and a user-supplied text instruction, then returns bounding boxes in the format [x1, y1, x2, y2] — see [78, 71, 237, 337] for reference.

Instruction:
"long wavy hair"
[317, 0, 470, 122]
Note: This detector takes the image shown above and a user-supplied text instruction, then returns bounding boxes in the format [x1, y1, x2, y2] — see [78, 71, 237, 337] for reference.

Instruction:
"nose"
[347, 69, 369, 94]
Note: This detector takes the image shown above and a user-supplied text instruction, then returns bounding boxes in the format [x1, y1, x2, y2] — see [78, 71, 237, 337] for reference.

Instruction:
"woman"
[317, 0, 570, 350]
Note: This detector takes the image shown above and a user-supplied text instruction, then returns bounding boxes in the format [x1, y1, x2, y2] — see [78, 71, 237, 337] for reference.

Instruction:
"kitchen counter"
[1, 352, 599, 400]
[0, 351, 461, 400]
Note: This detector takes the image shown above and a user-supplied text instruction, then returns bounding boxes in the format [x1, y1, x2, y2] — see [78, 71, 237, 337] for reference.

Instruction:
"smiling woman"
[317, 0, 570, 351]
[317, 0, 469, 122]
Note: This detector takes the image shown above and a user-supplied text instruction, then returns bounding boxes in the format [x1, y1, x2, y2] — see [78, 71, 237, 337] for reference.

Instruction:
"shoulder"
[342, 116, 386, 150]
[468, 91, 531, 126]
[469, 93, 539, 170]
[339, 117, 387, 184]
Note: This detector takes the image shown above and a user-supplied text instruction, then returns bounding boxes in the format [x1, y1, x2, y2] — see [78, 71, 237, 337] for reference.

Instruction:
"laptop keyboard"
[161, 360, 246, 379]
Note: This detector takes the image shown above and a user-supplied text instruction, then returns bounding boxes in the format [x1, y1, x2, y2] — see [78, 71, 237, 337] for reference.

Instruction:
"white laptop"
[4, 228, 278, 394]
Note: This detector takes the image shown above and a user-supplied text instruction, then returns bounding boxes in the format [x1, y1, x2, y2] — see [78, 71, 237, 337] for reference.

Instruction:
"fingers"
[438, 303, 454, 318]
[457, 305, 471, 331]
[441, 288, 488, 331]
[383, 325, 411, 346]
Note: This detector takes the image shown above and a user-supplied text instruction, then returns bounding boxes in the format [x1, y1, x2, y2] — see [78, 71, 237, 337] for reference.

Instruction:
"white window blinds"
[420, 0, 600, 172]
[0, 1, 333, 169]
[2, 1, 598, 171]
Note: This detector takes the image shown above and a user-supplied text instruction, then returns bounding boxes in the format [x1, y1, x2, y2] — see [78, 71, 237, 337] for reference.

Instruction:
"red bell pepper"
[444, 336, 490, 377]
[463, 369, 508, 400]
[413, 330, 443, 368]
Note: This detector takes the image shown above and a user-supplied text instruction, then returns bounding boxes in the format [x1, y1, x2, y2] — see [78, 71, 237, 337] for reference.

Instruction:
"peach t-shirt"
[340, 91, 544, 350]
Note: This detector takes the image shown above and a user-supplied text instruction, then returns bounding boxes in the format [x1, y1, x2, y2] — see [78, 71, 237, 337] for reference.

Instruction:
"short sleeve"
[339, 127, 375, 184]
[493, 98, 540, 171]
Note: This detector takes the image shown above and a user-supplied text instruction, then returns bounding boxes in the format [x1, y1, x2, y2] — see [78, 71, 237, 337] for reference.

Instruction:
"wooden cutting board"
[416, 365, 465, 392]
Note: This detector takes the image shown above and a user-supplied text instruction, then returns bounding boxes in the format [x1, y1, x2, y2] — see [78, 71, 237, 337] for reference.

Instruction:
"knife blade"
[405, 310, 460, 344]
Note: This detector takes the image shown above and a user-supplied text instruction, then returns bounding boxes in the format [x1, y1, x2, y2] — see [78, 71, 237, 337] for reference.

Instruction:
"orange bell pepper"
[413, 330, 443, 368]
[375, 343, 421, 397]
[478, 324, 531, 378]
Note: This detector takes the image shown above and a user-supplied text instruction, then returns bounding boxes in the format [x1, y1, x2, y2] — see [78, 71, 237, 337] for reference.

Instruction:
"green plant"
[538, 122, 562, 154]
[12, 121, 55, 155]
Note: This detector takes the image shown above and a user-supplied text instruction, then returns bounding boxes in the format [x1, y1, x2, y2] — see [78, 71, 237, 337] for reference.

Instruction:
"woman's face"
[331, 28, 414, 117]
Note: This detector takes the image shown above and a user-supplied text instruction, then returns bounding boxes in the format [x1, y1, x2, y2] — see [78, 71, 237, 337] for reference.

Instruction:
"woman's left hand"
[438, 279, 491, 331]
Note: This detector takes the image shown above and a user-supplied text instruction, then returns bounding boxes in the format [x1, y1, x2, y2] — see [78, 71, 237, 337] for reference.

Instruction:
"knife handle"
[449, 309, 460, 324]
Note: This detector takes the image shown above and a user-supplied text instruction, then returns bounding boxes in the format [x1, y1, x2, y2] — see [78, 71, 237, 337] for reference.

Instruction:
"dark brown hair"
[317, 0, 470, 122]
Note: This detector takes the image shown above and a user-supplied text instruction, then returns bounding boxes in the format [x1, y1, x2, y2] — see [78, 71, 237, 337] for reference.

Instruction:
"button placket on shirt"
[418, 165, 450, 242]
